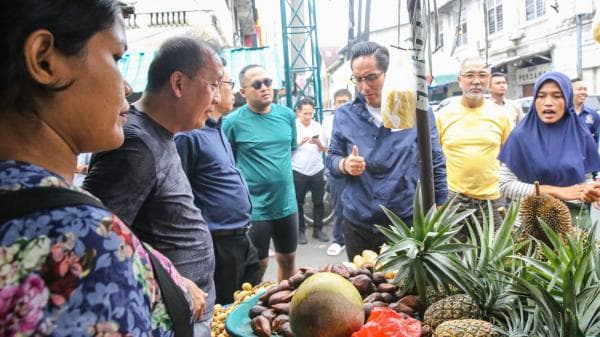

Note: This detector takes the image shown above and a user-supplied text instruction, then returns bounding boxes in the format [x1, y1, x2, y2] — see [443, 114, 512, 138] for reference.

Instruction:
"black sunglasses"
[248, 78, 273, 90]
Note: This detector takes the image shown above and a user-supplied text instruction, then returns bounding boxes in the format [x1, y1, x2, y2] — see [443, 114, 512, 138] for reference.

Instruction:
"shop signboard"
[516, 63, 553, 86]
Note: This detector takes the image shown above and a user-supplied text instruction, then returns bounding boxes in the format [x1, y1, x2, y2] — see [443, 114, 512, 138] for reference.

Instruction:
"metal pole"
[576, 13, 583, 79]
[483, 1, 489, 64]
[364, 0, 371, 41]
[397, 0, 401, 45]
[280, 1, 293, 109]
[357, 0, 363, 41]
[348, 0, 355, 59]
[309, 0, 323, 122]
[409, 0, 435, 211]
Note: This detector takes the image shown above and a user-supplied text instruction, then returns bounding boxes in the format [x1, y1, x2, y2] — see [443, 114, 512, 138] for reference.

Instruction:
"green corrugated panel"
[118, 48, 284, 93]
[222, 47, 285, 89]
[119, 51, 157, 92]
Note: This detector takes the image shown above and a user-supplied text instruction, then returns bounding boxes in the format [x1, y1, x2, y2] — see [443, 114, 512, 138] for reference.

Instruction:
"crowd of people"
[2, 1, 600, 336]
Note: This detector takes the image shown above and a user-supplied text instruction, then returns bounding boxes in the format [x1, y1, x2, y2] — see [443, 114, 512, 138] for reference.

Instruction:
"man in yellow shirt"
[435, 57, 512, 239]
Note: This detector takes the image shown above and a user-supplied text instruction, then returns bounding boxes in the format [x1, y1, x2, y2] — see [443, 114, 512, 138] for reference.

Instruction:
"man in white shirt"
[292, 98, 329, 244]
[489, 72, 523, 126]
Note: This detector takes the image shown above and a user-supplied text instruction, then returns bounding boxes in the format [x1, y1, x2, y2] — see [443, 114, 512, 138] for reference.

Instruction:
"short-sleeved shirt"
[576, 105, 600, 145]
[222, 104, 298, 221]
[174, 118, 252, 231]
[292, 119, 325, 176]
[84, 106, 215, 321]
[491, 98, 523, 126]
[0, 160, 191, 337]
[436, 100, 512, 200]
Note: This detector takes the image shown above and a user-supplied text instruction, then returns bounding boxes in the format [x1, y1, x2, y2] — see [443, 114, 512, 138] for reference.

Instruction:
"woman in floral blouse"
[0, 1, 202, 336]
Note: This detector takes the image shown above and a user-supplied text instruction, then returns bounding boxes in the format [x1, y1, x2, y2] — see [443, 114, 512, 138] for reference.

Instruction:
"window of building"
[526, 0, 546, 21]
[438, 32, 444, 50]
[487, 0, 503, 34]
[457, 9, 467, 46]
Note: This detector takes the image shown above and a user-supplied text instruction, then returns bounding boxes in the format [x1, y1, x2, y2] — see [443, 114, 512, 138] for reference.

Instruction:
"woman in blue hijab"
[498, 71, 600, 227]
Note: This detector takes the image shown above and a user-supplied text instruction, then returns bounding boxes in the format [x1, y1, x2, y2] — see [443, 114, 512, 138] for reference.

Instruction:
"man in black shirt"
[85, 36, 223, 337]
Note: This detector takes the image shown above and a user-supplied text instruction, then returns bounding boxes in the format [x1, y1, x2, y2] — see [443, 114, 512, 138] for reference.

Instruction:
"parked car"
[434, 96, 461, 112]
[433, 94, 495, 113]
[515, 95, 600, 115]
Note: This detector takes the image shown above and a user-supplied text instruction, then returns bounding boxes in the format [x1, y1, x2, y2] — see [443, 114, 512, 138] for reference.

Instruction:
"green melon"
[289, 272, 365, 337]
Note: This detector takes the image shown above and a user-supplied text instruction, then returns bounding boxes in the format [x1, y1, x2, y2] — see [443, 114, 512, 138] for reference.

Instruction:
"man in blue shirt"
[572, 78, 600, 145]
[326, 41, 448, 260]
[175, 59, 259, 305]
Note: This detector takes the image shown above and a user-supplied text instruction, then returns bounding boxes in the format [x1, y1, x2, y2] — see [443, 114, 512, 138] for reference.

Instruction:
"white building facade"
[362, 0, 600, 100]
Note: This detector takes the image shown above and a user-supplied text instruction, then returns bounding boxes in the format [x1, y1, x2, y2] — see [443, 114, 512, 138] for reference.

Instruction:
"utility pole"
[576, 13, 583, 79]
[408, 0, 435, 211]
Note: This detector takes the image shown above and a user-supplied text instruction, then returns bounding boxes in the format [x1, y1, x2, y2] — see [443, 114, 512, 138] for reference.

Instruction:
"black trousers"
[293, 169, 325, 233]
[211, 231, 261, 305]
[342, 219, 388, 261]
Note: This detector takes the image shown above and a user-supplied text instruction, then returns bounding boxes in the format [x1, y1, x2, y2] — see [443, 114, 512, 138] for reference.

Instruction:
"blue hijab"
[498, 71, 600, 186]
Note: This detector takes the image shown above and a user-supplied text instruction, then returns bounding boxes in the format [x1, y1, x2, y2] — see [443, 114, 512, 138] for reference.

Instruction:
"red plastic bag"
[351, 307, 421, 337]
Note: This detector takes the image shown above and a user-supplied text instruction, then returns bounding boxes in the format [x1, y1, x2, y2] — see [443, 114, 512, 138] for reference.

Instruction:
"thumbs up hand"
[342, 145, 366, 176]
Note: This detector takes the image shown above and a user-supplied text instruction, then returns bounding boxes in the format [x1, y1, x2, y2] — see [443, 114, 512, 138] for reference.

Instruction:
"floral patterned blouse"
[0, 160, 192, 337]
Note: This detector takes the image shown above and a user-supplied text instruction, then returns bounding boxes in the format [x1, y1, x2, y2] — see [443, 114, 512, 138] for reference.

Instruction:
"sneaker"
[327, 243, 345, 256]
[298, 231, 308, 245]
[312, 229, 330, 243]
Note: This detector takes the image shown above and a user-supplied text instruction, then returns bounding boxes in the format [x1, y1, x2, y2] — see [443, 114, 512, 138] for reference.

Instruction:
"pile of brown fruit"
[210, 281, 275, 337]
[249, 262, 425, 337]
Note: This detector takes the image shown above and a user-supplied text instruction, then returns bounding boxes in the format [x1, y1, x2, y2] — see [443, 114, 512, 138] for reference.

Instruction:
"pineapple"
[375, 184, 475, 309]
[423, 294, 482, 330]
[456, 202, 524, 321]
[435, 319, 500, 337]
[508, 222, 600, 336]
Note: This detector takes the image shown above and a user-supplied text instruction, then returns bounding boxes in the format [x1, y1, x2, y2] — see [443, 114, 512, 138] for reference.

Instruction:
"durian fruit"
[519, 181, 574, 246]
[382, 90, 415, 129]
[435, 319, 500, 337]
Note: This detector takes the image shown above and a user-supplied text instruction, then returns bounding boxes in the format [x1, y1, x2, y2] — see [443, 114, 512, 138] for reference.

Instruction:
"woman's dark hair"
[145, 36, 217, 93]
[295, 98, 315, 111]
[0, 0, 121, 113]
[350, 41, 390, 73]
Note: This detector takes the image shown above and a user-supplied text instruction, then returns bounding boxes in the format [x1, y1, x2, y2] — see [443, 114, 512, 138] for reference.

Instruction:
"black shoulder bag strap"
[0, 187, 193, 337]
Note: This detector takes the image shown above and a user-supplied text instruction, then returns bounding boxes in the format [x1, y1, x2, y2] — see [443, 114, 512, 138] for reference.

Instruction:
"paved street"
[264, 221, 346, 281]
[262, 207, 600, 282]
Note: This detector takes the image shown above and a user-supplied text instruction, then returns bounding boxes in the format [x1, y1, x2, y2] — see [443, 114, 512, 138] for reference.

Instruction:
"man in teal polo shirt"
[222, 64, 298, 281]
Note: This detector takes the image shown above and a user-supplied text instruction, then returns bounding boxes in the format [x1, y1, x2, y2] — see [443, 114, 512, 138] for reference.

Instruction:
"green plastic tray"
[225, 289, 267, 337]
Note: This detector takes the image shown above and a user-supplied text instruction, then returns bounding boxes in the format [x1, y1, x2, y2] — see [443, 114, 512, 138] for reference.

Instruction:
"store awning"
[430, 73, 457, 87]
[118, 46, 285, 93]
[119, 51, 157, 92]
[428, 51, 460, 88]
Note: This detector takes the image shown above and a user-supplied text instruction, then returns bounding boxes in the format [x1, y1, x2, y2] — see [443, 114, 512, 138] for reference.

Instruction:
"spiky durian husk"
[435, 319, 500, 337]
[423, 294, 483, 330]
[519, 193, 573, 245]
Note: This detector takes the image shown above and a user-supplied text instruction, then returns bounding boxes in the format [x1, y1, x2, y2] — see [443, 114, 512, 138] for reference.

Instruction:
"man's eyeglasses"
[460, 72, 490, 81]
[247, 78, 273, 90]
[221, 80, 235, 89]
[350, 72, 384, 85]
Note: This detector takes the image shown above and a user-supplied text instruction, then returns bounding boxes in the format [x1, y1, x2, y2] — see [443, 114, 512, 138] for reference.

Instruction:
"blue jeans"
[327, 173, 345, 246]
[194, 319, 211, 337]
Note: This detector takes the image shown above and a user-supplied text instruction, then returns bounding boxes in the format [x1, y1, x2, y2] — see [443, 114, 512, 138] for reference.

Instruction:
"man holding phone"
[292, 98, 329, 244]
